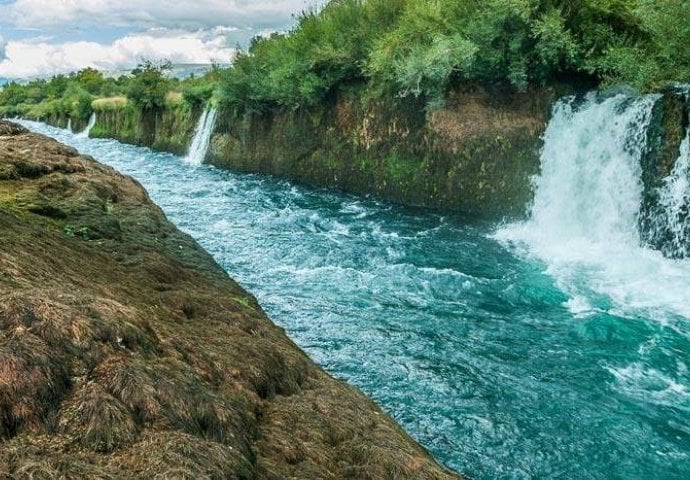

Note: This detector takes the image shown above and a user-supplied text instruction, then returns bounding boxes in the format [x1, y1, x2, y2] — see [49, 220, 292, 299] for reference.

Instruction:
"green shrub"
[62, 84, 93, 120]
[218, 0, 690, 111]
[182, 83, 215, 108]
[127, 60, 173, 111]
[2, 0, 690, 117]
[0, 82, 29, 106]
[74, 68, 106, 95]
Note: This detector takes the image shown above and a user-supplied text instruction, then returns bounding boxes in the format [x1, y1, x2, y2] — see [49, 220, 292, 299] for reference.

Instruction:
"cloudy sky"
[0, 0, 317, 78]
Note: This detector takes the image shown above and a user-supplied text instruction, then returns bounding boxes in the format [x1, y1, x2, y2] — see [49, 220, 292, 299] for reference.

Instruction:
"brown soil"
[0, 121, 460, 479]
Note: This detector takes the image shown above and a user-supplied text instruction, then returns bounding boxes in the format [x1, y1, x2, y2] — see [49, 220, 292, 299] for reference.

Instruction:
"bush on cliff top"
[0, 61, 215, 120]
[1, 0, 689, 116]
[127, 60, 174, 111]
[0, 81, 94, 121]
[182, 64, 223, 108]
[218, 0, 690, 111]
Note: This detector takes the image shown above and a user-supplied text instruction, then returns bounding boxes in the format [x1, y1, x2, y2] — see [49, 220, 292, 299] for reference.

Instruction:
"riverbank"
[209, 83, 557, 218]
[0, 120, 459, 479]
[44, 83, 560, 218]
[44, 83, 687, 221]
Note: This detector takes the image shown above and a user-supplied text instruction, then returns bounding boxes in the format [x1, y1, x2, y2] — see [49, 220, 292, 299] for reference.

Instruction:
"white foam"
[497, 93, 690, 322]
[185, 106, 217, 165]
[564, 295, 594, 317]
[607, 362, 689, 407]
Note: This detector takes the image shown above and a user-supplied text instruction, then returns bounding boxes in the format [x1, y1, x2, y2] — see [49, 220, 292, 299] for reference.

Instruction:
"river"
[17, 94, 690, 478]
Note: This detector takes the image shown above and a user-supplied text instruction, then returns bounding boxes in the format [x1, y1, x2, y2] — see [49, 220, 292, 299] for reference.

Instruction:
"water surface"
[19, 118, 690, 479]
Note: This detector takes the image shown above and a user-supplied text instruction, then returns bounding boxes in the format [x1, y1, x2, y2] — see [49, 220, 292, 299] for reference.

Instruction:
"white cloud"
[2, 0, 315, 30]
[0, 29, 238, 78]
[0, 0, 324, 78]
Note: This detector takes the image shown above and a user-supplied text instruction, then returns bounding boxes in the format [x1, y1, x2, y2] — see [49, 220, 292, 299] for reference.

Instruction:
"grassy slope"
[0, 120, 459, 479]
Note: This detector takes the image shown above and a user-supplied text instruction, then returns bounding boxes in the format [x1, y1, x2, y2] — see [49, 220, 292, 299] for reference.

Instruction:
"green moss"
[207, 84, 552, 218]
[84, 101, 197, 154]
[63, 224, 92, 240]
[385, 152, 421, 181]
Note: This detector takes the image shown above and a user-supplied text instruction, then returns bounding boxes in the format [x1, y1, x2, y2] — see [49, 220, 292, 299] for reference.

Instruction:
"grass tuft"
[59, 382, 138, 452]
[92, 96, 128, 112]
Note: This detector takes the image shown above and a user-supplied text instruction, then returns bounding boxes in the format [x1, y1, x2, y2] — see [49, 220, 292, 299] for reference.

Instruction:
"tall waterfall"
[67, 118, 72, 132]
[497, 93, 690, 320]
[526, 93, 657, 245]
[185, 107, 217, 165]
[77, 112, 96, 138]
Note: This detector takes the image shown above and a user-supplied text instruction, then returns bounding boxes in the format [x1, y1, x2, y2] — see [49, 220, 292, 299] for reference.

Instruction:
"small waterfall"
[185, 107, 217, 165]
[647, 129, 690, 258]
[519, 93, 658, 246]
[77, 112, 96, 138]
[67, 118, 72, 132]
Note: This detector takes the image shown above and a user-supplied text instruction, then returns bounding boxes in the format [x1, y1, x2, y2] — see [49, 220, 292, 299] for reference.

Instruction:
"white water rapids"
[497, 93, 690, 322]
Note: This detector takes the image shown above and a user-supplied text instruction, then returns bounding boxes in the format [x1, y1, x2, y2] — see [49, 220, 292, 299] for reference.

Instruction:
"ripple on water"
[607, 362, 690, 407]
[17, 120, 690, 480]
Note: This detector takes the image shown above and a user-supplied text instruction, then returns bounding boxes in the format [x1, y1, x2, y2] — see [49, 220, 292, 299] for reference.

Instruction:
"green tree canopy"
[127, 60, 173, 110]
[74, 68, 106, 95]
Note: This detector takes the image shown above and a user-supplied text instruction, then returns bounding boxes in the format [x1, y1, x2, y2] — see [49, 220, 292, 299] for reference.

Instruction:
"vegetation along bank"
[1, 0, 689, 217]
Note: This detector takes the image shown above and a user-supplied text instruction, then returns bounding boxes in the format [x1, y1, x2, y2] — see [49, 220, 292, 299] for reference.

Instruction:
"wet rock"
[639, 88, 690, 257]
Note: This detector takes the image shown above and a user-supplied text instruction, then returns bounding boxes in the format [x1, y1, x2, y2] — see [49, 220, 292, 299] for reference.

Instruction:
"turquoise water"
[20, 120, 690, 479]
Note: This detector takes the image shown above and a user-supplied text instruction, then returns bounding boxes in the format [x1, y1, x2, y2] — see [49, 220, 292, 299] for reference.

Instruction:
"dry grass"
[428, 89, 546, 142]
[92, 96, 129, 112]
[165, 91, 184, 107]
[59, 381, 138, 452]
[0, 120, 461, 479]
[111, 431, 253, 479]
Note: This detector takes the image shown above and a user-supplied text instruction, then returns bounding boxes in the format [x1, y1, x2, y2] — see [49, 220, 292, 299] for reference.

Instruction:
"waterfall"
[525, 93, 658, 246]
[185, 107, 217, 165]
[67, 118, 72, 132]
[645, 129, 690, 258]
[497, 92, 690, 320]
[77, 112, 96, 138]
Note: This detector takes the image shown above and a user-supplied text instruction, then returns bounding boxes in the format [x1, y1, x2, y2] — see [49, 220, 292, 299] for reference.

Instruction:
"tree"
[75, 68, 105, 95]
[0, 82, 28, 106]
[127, 60, 173, 110]
[45, 75, 70, 99]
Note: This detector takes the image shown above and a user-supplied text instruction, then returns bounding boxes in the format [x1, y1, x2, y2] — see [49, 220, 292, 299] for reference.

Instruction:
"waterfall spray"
[649, 129, 690, 258]
[497, 93, 690, 319]
[77, 112, 97, 138]
[515, 93, 658, 246]
[185, 107, 217, 165]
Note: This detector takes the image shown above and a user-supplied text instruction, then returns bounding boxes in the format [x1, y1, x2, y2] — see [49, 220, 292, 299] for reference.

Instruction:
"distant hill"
[0, 64, 227, 86]
[106, 63, 226, 80]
